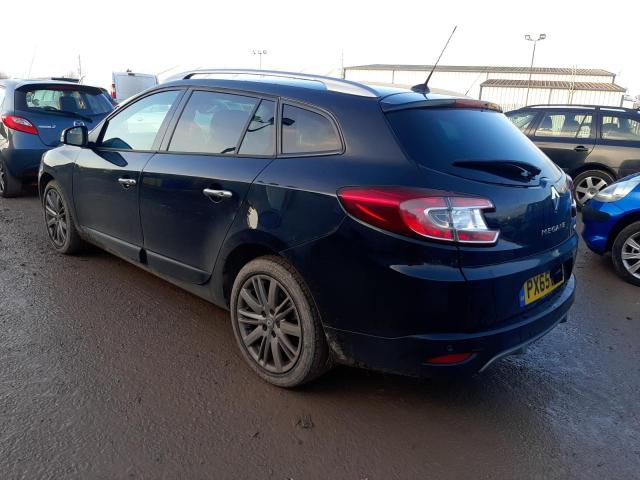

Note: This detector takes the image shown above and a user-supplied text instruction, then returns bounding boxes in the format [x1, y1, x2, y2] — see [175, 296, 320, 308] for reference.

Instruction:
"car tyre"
[43, 180, 83, 255]
[230, 255, 331, 387]
[612, 221, 640, 287]
[573, 170, 615, 207]
[0, 158, 22, 197]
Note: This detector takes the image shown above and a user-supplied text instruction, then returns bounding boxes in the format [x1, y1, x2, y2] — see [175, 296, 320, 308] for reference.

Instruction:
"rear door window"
[101, 90, 180, 150]
[16, 86, 113, 116]
[600, 114, 640, 142]
[534, 111, 593, 139]
[281, 105, 341, 154]
[169, 91, 257, 155]
[507, 111, 537, 132]
[0, 86, 5, 108]
[239, 100, 276, 156]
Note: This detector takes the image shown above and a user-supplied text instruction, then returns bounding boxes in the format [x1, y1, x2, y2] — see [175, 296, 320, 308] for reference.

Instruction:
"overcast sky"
[3, 0, 639, 95]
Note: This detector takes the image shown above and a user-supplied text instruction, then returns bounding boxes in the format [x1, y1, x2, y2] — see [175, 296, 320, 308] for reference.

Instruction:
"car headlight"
[594, 175, 640, 202]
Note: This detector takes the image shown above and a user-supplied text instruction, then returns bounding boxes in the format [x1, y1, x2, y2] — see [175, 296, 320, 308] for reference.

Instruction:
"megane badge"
[550, 186, 560, 213]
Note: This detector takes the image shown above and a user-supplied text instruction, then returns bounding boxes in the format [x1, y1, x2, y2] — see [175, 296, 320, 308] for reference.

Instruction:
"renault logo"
[73, 120, 85, 127]
[550, 186, 560, 213]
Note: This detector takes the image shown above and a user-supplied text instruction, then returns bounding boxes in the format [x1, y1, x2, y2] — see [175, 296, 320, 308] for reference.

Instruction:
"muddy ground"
[1, 195, 638, 479]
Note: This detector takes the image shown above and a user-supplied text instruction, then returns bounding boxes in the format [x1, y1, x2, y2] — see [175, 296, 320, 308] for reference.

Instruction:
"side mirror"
[61, 125, 88, 147]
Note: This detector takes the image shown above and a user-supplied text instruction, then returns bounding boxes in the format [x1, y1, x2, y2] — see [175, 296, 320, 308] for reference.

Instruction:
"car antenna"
[412, 25, 457, 94]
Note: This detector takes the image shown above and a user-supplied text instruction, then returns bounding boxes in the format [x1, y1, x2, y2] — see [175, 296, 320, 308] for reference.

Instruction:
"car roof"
[159, 69, 459, 106]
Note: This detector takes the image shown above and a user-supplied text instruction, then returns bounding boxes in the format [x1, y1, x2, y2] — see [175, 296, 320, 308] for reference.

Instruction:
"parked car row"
[506, 104, 640, 285]
[1, 70, 636, 387]
[506, 104, 640, 206]
[0, 80, 115, 196]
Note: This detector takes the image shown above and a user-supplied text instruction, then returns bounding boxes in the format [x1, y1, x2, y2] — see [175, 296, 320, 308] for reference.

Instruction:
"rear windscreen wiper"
[39, 107, 94, 123]
[453, 160, 542, 180]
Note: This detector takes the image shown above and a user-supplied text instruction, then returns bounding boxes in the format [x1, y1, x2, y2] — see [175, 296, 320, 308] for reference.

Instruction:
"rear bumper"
[325, 274, 575, 378]
[3, 148, 46, 180]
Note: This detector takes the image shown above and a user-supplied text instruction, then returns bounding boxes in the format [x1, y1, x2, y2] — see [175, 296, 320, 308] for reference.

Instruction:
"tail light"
[110, 83, 117, 99]
[1, 115, 38, 135]
[338, 187, 499, 245]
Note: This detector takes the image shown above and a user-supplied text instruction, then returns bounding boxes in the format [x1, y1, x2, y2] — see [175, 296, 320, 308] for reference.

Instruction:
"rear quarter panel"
[210, 94, 426, 306]
[588, 140, 640, 178]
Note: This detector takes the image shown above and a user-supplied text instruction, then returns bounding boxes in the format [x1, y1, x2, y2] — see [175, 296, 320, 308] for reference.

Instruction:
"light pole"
[524, 33, 546, 106]
[253, 50, 267, 70]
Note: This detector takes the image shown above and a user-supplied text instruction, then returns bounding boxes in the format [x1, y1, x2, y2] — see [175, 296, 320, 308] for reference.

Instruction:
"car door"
[530, 109, 596, 173]
[589, 110, 640, 178]
[139, 90, 277, 283]
[73, 89, 184, 261]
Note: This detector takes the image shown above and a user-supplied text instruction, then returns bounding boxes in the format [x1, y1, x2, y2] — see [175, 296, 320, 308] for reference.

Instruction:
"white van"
[110, 71, 158, 104]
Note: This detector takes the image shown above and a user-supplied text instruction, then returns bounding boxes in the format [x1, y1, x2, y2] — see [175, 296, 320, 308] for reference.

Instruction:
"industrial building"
[343, 64, 627, 111]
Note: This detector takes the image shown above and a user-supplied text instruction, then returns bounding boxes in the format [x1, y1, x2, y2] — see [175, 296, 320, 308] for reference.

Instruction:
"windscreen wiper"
[453, 160, 541, 180]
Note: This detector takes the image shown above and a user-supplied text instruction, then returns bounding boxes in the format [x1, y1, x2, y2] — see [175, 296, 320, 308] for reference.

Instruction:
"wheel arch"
[606, 212, 640, 252]
[39, 171, 55, 198]
[571, 163, 617, 180]
[211, 229, 290, 307]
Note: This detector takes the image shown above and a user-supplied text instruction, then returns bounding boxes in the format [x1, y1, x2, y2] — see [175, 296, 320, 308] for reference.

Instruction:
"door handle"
[574, 146, 589, 152]
[118, 178, 137, 188]
[203, 188, 233, 200]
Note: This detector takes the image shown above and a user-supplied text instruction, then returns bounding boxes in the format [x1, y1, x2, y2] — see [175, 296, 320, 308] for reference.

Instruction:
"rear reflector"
[1, 115, 38, 135]
[338, 187, 499, 245]
[566, 175, 577, 217]
[426, 352, 473, 365]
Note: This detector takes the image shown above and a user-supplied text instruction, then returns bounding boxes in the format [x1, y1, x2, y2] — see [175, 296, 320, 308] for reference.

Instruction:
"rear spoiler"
[381, 98, 502, 113]
[15, 83, 102, 94]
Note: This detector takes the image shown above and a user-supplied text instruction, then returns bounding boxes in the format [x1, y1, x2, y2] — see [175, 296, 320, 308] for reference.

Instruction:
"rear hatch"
[384, 98, 576, 328]
[14, 83, 114, 146]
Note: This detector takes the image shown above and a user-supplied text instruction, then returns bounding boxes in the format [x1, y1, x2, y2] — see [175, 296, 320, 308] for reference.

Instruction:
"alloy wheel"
[236, 274, 302, 374]
[44, 189, 68, 248]
[574, 176, 608, 205]
[621, 233, 640, 279]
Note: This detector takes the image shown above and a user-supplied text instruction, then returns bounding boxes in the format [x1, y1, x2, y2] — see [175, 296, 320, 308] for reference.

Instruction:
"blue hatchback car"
[38, 70, 578, 387]
[0, 79, 114, 197]
[582, 173, 640, 286]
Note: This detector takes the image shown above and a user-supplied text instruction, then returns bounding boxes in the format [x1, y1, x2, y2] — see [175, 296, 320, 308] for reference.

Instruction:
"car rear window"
[387, 108, 558, 175]
[15, 86, 113, 116]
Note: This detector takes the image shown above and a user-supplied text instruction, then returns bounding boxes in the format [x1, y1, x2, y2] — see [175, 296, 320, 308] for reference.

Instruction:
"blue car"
[0, 79, 114, 197]
[38, 70, 578, 387]
[582, 173, 640, 286]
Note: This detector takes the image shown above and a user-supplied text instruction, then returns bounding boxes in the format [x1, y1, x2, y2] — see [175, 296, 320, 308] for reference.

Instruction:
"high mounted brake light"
[338, 187, 499, 245]
[381, 98, 503, 113]
[414, 98, 502, 112]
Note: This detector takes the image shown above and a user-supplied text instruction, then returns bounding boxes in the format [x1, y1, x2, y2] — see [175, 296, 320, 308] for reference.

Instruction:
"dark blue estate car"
[0, 79, 114, 197]
[39, 70, 578, 387]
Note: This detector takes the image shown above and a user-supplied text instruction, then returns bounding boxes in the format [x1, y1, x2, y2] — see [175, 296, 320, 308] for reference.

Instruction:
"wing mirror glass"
[61, 125, 88, 147]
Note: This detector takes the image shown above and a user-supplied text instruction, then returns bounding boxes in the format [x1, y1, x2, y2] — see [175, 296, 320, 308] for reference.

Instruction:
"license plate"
[519, 268, 564, 307]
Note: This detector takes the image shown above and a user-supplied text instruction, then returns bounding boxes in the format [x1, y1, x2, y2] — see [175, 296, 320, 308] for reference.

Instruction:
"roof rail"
[166, 69, 379, 98]
[527, 104, 636, 110]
